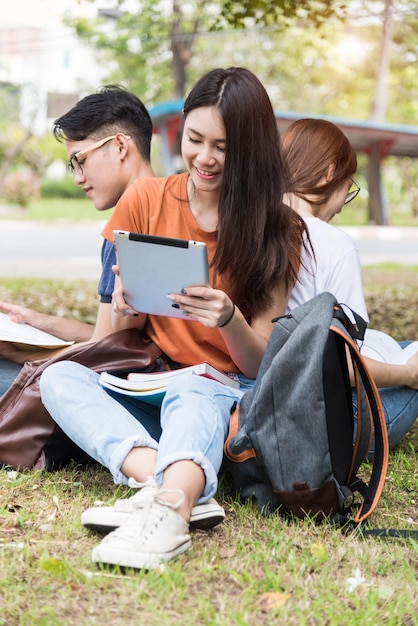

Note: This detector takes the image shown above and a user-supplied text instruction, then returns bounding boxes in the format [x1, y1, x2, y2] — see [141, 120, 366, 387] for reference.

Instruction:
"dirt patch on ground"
[363, 267, 418, 290]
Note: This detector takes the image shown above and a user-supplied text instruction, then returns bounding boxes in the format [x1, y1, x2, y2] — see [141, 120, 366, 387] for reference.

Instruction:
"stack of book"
[99, 362, 240, 406]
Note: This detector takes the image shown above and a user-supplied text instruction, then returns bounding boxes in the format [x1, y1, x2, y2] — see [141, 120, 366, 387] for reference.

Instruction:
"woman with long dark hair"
[40, 68, 307, 570]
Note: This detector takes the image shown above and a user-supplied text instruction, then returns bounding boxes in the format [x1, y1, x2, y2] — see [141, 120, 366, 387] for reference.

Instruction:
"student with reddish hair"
[283, 117, 418, 455]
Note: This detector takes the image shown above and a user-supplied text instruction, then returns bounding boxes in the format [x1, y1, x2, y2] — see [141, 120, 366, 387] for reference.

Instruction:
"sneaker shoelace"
[112, 476, 157, 512]
[154, 488, 185, 511]
[107, 488, 185, 544]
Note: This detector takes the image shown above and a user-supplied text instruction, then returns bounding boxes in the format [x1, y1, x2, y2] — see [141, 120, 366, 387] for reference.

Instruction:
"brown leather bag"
[0, 329, 162, 470]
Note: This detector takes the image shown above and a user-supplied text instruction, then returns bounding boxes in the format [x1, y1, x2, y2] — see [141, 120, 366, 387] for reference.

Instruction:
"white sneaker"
[81, 477, 225, 533]
[91, 489, 191, 569]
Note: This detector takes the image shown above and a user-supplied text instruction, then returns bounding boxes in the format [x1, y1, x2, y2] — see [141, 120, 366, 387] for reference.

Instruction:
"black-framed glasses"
[67, 134, 131, 175]
[344, 178, 360, 205]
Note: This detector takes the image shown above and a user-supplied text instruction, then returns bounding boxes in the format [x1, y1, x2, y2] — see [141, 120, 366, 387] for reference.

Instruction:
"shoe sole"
[92, 538, 192, 570]
[82, 505, 225, 534]
[190, 510, 225, 531]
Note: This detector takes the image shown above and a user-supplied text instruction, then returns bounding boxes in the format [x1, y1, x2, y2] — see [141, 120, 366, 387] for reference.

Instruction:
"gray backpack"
[225, 292, 389, 527]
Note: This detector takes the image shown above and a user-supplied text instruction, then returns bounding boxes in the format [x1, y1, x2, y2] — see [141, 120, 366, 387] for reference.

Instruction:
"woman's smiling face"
[181, 106, 226, 195]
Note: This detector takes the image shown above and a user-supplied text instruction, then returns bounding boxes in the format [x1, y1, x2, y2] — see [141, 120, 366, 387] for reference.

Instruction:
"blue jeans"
[40, 362, 251, 503]
[354, 340, 418, 456]
[353, 385, 418, 456]
[0, 359, 23, 396]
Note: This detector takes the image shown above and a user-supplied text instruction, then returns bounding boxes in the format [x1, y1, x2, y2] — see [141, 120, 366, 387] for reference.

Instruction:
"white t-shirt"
[288, 216, 369, 322]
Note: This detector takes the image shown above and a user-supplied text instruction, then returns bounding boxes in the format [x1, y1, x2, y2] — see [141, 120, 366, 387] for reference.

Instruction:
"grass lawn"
[0, 198, 105, 222]
[0, 273, 417, 625]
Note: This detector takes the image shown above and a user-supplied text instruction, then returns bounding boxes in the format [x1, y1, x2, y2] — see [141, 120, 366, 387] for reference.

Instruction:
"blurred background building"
[0, 0, 108, 134]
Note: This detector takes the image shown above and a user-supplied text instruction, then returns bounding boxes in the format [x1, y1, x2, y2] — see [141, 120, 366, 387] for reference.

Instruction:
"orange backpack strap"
[331, 325, 389, 523]
[224, 402, 256, 463]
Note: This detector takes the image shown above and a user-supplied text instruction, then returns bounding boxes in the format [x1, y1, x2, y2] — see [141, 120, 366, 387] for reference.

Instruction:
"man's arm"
[0, 301, 94, 342]
[0, 239, 117, 363]
[89, 302, 113, 341]
[0, 301, 112, 364]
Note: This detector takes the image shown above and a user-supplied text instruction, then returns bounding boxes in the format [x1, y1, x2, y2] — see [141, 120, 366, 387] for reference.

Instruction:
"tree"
[66, 0, 354, 102]
[170, 1, 200, 98]
[0, 83, 63, 206]
[65, 0, 418, 225]
[370, 0, 392, 122]
[67, 0, 213, 102]
[66, 1, 417, 124]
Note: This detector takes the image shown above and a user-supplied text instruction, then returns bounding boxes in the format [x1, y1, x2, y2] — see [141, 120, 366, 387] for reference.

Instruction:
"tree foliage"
[64, 0, 418, 128]
[60, 0, 418, 224]
[67, 0, 212, 102]
[217, 0, 348, 28]
[65, 0, 352, 102]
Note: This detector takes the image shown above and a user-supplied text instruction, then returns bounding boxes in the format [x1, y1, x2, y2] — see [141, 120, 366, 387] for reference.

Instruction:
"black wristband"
[219, 303, 236, 328]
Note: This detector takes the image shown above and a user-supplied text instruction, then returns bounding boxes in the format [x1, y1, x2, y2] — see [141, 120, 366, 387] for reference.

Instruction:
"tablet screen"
[114, 231, 210, 319]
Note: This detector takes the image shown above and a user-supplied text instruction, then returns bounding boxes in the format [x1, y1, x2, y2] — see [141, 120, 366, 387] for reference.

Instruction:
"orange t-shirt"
[102, 173, 240, 373]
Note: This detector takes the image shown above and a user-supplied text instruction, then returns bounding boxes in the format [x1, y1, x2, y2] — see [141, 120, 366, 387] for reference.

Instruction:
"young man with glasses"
[0, 86, 225, 530]
[0, 86, 154, 377]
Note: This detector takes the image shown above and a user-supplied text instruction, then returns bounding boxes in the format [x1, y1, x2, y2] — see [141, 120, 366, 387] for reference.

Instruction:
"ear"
[325, 162, 335, 182]
[115, 133, 130, 157]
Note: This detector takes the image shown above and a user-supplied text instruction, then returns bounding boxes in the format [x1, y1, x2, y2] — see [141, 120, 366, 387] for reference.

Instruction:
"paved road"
[344, 226, 418, 266]
[0, 220, 103, 280]
[1, 221, 418, 280]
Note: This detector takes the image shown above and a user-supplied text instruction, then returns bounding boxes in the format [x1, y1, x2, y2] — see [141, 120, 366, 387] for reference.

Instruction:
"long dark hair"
[183, 67, 305, 319]
[281, 118, 357, 207]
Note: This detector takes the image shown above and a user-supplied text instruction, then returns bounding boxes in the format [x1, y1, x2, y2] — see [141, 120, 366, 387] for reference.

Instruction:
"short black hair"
[53, 85, 153, 161]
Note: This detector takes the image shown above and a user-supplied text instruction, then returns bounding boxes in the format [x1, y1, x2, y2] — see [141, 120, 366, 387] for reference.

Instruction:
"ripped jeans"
[40, 361, 253, 503]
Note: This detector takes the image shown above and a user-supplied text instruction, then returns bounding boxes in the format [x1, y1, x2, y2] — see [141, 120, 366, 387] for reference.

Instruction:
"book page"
[100, 371, 169, 392]
[99, 377, 165, 406]
[361, 328, 402, 363]
[127, 362, 239, 388]
[101, 362, 239, 392]
[390, 341, 418, 365]
[361, 328, 418, 365]
[0, 312, 74, 348]
[126, 364, 198, 384]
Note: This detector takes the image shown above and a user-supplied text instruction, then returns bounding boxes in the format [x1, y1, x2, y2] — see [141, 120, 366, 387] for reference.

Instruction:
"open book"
[361, 328, 418, 365]
[0, 312, 74, 349]
[99, 362, 240, 406]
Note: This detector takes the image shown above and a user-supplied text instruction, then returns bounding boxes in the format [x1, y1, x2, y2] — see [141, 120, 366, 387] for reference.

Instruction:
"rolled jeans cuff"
[111, 434, 159, 485]
[155, 450, 218, 503]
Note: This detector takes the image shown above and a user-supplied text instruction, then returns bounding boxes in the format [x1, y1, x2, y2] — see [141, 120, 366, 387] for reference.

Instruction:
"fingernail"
[181, 288, 187, 295]
[166, 294, 175, 301]
[171, 303, 180, 309]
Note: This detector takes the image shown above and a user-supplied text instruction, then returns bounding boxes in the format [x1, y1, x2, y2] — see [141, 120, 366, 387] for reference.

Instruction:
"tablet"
[113, 230, 210, 319]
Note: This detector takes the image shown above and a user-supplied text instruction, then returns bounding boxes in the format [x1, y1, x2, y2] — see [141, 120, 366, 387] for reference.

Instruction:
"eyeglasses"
[344, 178, 360, 205]
[67, 134, 131, 175]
